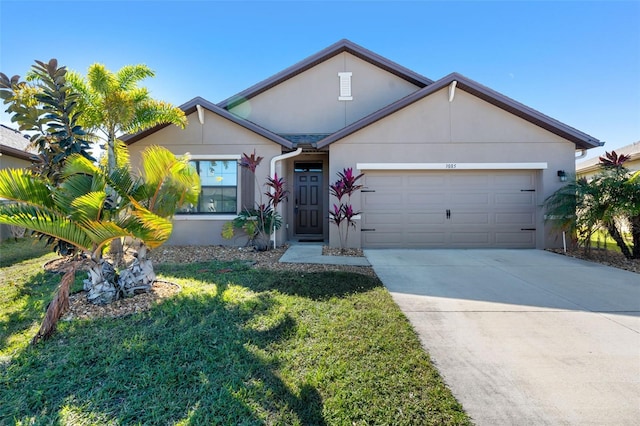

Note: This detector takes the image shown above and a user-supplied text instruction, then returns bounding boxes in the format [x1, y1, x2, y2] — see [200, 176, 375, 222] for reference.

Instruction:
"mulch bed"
[54, 245, 375, 321]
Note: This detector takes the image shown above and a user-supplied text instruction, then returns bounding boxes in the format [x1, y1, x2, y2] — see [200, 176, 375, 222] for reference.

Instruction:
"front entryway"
[294, 162, 323, 235]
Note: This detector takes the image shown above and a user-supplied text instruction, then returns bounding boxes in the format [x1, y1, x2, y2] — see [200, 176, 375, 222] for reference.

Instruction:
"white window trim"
[356, 162, 548, 170]
[179, 156, 242, 214]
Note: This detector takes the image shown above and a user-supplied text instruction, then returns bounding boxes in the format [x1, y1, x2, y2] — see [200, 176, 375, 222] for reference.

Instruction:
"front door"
[294, 163, 323, 235]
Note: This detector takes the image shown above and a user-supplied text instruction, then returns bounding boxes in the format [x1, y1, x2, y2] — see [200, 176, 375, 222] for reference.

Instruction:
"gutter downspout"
[269, 148, 303, 248]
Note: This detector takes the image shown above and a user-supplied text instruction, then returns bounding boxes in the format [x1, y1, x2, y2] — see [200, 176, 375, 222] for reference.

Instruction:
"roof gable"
[217, 39, 433, 110]
[121, 97, 294, 148]
[316, 73, 603, 150]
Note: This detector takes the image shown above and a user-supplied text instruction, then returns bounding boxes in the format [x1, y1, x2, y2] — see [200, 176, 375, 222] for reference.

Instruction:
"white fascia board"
[356, 162, 548, 170]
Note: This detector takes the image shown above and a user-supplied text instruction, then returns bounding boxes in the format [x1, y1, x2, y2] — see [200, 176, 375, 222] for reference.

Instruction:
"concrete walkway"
[364, 249, 640, 425]
[279, 243, 370, 266]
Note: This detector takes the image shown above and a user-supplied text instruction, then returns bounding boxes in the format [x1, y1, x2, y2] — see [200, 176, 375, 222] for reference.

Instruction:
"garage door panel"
[495, 212, 535, 225]
[495, 193, 535, 205]
[408, 175, 446, 187]
[451, 212, 489, 225]
[451, 232, 491, 244]
[363, 193, 402, 209]
[362, 212, 402, 227]
[407, 192, 446, 205]
[362, 170, 537, 248]
[365, 175, 404, 187]
[493, 173, 535, 187]
[450, 193, 489, 205]
[450, 174, 489, 187]
[407, 213, 444, 224]
[407, 232, 446, 244]
[495, 231, 535, 245]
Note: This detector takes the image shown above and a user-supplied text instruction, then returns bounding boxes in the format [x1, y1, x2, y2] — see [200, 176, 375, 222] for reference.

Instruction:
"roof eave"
[121, 96, 294, 149]
[317, 72, 603, 150]
[0, 144, 34, 161]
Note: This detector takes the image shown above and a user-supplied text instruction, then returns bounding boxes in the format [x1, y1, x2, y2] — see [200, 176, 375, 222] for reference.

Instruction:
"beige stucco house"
[576, 141, 640, 180]
[124, 39, 602, 249]
[0, 124, 36, 240]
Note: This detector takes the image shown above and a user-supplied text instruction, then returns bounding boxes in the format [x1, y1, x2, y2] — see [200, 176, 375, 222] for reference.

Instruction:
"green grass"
[0, 239, 470, 425]
[587, 229, 633, 253]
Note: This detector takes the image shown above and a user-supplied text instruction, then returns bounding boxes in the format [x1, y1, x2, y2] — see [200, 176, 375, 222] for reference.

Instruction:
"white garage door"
[361, 170, 537, 248]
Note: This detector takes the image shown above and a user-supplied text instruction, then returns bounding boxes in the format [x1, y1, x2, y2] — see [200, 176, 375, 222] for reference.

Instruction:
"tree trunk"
[84, 259, 119, 305]
[606, 223, 633, 259]
[631, 215, 640, 259]
[118, 244, 156, 296]
[32, 263, 78, 345]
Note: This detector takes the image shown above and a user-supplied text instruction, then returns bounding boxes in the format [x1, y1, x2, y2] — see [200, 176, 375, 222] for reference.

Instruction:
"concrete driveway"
[364, 249, 640, 425]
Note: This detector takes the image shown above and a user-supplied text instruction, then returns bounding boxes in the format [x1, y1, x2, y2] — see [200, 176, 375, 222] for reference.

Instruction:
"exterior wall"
[0, 154, 31, 170]
[128, 110, 283, 246]
[228, 52, 420, 134]
[328, 88, 577, 249]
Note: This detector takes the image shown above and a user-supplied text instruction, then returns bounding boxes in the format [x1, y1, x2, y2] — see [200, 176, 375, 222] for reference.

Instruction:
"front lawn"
[0, 239, 469, 425]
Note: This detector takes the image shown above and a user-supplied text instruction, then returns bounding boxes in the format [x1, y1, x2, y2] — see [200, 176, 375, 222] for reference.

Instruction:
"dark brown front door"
[295, 163, 323, 235]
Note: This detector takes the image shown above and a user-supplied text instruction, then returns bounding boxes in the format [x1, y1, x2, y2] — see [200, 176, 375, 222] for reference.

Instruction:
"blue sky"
[1, 0, 638, 160]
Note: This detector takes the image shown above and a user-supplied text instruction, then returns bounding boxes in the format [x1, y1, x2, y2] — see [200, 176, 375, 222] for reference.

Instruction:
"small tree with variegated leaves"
[329, 168, 364, 252]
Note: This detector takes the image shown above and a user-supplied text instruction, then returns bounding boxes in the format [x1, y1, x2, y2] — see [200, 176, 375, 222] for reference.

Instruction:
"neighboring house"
[124, 39, 602, 249]
[0, 124, 37, 240]
[576, 141, 640, 180]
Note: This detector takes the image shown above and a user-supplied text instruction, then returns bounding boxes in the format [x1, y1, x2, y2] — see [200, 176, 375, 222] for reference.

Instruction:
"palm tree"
[0, 146, 199, 342]
[545, 153, 640, 259]
[67, 64, 187, 261]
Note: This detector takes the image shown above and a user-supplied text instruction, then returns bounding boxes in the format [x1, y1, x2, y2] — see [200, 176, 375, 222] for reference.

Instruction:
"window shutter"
[241, 167, 254, 211]
[338, 72, 353, 101]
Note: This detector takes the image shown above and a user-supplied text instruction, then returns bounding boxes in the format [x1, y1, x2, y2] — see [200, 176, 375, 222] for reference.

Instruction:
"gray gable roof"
[315, 72, 603, 150]
[217, 39, 433, 110]
[0, 124, 35, 161]
[122, 97, 294, 149]
[124, 40, 602, 152]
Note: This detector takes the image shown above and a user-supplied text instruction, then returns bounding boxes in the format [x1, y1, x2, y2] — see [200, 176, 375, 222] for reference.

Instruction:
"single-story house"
[0, 124, 37, 240]
[123, 39, 603, 249]
[576, 141, 640, 180]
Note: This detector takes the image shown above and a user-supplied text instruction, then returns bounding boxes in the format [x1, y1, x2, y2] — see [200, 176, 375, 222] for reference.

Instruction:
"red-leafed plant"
[222, 151, 289, 250]
[599, 150, 631, 169]
[329, 168, 364, 252]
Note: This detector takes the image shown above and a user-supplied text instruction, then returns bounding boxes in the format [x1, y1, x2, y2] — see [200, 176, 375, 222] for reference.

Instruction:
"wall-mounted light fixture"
[557, 170, 567, 182]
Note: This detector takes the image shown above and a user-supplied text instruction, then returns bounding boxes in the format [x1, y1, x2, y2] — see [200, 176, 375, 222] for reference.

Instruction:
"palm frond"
[54, 174, 95, 211]
[0, 204, 93, 251]
[70, 191, 107, 222]
[116, 65, 154, 91]
[0, 168, 54, 208]
[87, 63, 115, 95]
[127, 100, 187, 133]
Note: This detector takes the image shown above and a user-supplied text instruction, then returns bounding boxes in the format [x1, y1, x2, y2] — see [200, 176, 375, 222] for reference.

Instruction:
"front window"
[179, 160, 238, 214]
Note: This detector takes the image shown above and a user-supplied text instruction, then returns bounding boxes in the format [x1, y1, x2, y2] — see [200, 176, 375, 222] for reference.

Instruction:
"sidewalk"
[279, 243, 370, 266]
